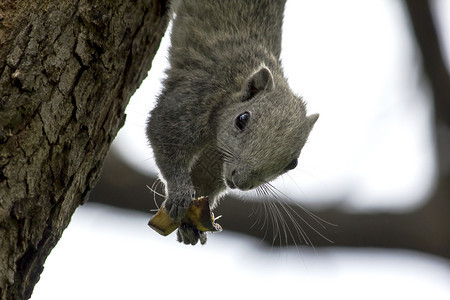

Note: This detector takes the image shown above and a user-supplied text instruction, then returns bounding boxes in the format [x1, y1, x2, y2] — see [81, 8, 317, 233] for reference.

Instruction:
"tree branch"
[92, 151, 450, 259]
[403, 0, 450, 176]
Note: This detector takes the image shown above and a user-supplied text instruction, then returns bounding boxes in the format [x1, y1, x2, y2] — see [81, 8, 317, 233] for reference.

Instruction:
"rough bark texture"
[0, 0, 169, 299]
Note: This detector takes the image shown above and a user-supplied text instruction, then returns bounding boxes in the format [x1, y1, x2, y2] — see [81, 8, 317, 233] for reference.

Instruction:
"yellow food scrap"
[148, 196, 222, 236]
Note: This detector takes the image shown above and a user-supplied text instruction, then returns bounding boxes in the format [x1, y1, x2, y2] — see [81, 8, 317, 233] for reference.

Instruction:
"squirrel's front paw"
[177, 223, 207, 245]
[165, 191, 193, 222]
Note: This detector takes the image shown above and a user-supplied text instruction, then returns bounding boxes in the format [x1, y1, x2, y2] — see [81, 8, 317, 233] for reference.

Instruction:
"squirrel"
[146, 0, 319, 245]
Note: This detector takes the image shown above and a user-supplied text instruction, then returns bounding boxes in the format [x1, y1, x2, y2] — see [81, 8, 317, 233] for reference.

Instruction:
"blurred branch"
[403, 0, 450, 175]
[404, 0, 450, 125]
[91, 150, 450, 259]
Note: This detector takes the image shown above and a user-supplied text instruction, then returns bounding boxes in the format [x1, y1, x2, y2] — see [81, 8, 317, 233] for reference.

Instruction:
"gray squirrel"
[146, 0, 319, 245]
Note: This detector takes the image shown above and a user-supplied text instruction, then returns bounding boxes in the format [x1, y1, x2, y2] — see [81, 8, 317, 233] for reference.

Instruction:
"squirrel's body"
[147, 0, 318, 245]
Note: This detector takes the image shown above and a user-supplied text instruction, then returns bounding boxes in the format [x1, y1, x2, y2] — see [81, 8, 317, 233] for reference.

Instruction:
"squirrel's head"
[217, 66, 318, 191]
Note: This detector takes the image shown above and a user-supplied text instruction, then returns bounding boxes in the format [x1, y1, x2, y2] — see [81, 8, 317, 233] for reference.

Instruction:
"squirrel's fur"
[147, 0, 318, 245]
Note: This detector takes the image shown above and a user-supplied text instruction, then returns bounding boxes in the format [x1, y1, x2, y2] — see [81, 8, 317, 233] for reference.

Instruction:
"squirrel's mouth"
[225, 178, 236, 189]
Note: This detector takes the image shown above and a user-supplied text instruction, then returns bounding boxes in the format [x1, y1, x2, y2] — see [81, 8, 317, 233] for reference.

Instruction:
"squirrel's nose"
[230, 169, 256, 191]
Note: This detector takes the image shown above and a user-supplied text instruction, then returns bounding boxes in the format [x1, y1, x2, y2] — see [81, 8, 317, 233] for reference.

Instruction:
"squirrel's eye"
[284, 158, 298, 171]
[235, 112, 250, 131]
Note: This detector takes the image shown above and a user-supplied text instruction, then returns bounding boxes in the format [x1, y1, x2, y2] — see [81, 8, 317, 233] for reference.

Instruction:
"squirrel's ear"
[307, 113, 319, 129]
[244, 67, 274, 100]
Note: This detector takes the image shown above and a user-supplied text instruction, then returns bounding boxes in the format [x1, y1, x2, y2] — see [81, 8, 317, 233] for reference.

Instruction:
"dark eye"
[284, 158, 298, 171]
[235, 112, 250, 131]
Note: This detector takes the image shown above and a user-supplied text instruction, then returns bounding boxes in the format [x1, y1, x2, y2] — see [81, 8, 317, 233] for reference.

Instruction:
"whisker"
[262, 184, 296, 248]
[267, 183, 335, 245]
[216, 141, 239, 162]
[261, 201, 271, 242]
[146, 178, 166, 211]
[276, 198, 314, 247]
[250, 188, 264, 229]
[259, 185, 279, 244]
[267, 201, 282, 246]
[249, 180, 335, 250]
[264, 184, 304, 248]
[291, 167, 326, 187]
[267, 182, 337, 229]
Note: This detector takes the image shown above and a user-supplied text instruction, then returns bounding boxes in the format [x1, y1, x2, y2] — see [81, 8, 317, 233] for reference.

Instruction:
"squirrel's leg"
[156, 157, 196, 222]
[158, 162, 208, 245]
[147, 90, 212, 244]
[154, 148, 211, 245]
[147, 105, 197, 222]
[148, 125, 208, 245]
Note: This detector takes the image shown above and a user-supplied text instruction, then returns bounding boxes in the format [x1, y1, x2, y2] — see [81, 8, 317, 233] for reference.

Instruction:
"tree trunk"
[0, 0, 169, 299]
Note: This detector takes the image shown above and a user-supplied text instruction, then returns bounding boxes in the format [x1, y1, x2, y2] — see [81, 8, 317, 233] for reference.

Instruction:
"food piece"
[147, 204, 180, 236]
[148, 196, 222, 236]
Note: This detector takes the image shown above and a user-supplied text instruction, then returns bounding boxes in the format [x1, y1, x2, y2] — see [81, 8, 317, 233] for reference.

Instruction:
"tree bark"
[0, 0, 169, 299]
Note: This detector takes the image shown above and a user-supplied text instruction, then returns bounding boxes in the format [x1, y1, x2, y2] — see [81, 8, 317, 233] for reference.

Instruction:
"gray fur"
[147, 0, 318, 245]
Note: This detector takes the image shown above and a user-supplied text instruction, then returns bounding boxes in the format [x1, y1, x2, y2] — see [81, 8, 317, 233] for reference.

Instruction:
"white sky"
[32, 1, 450, 299]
